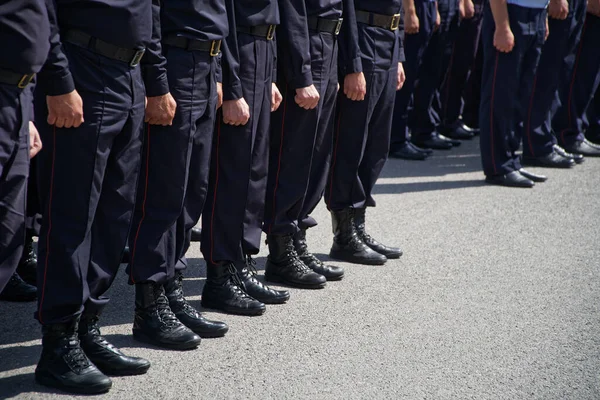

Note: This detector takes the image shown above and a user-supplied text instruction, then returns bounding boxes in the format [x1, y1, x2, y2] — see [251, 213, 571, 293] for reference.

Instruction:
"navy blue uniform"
[263, 0, 342, 235]
[201, 0, 279, 266]
[0, 1, 50, 292]
[522, 0, 587, 157]
[35, 0, 158, 324]
[553, 12, 600, 148]
[479, 2, 547, 177]
[326, 0, 404, 211]
[127, 0, 227, 285]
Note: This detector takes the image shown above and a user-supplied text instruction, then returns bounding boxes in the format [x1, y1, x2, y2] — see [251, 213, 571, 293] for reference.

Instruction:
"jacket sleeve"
[37, 0, 75, 96]
[221, 0, 244, 100]
[397, 8, 406, 63]
[141, 0, 169, 97]
[338, 0, 362, 76]
[278, 0, 312, 88]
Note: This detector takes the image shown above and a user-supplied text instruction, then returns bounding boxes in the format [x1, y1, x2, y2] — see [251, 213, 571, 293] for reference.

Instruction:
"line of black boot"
[0, 231, 38, 302]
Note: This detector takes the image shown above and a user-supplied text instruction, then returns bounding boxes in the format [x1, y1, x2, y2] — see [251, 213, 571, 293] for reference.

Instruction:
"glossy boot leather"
[0, 272, 36, 302]
[79, 314, 150, 376]
[17, 230, 37, 285]
[239, 256, 290, 304]
[35, 319, 112, 395]
[353, 208, 403, 259]
[133, 282, 201, 350]
[164, 272, 229, 338]
[329, 209, 387, 265]
[293, 229, 344, 281]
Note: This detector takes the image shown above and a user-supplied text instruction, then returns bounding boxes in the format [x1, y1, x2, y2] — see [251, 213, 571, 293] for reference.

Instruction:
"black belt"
[355, 10, 401, 31]
[307, 17, 343, 35]
[236, 24, 277, 40]
[0, 68, 35, 89]
[162, 35, 222, 56]
[63, 30, 146, 67]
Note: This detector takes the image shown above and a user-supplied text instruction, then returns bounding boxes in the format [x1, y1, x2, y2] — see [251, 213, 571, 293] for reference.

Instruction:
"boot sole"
[264, 273, 326, 289]
[193, 329, 229, 339]
[132, 330, 200, 350]
[96, 363, 151, 377]
[324, 274, 344, 281]
[329, 250, 387, 266]
[35, 373, 112, 395]
[201, 300, 266, 316]
[251, 294, 290, 305]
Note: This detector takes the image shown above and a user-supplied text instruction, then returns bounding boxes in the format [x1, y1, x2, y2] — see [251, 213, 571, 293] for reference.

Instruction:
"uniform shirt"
[222, 0, 279, 100]
[160, 0, 228, 42]
[338, 0, 405, 76]
[507, 0, 549, 9]
[279, 0, 343, 89]
[39, 0, 167, 97]
[0, 0, 50, 74]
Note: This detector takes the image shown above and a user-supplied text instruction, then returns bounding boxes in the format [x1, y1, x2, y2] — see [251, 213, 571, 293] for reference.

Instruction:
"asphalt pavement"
[1, 139, 599, 400]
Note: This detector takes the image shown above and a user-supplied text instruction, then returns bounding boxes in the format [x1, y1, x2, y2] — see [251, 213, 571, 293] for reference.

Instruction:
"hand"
[404, 10, 420, 34]
[222, 98, 250, 126]
[464, 0, 476, 19]
[145, 93, 177, 126]
[548, 0, 569, 19]
[545, 16, 550, 40]
[271, 83, 283, 112]
[46, 90, 84, 128]
[29, 121, 42, 159]
[459, 0, 466, 19]
[294, 85, 320, 110]
[397, 63, 406, 90]
[493, 26, 515, 53]
[217, 82, 223, 109]
[589, 0, 600, 16]
[435, 8, 441, 31]
[344, 72, 367, 101]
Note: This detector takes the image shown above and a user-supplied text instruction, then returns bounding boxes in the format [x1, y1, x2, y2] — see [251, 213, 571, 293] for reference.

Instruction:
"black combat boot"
[293, 229, 344, 281]
[239, 256, 290, 304]
[329, 209, 387, 265]
[17, 230, 37, 285]
[190, 227, 202, 242]
[164, 272, 229, 338]
[79, 314, 150, 376]
[133, 282, 201, 350]
[0, 272, 36, 302]
[202, 263, 266, 316]
[35, 319, 112, 394]
[353, 208, 403, 259]
[265, 234, 327, 289]
[121, 246, 131, 264]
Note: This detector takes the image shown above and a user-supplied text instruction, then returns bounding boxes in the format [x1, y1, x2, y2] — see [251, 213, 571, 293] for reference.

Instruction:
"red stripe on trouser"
[267, 84, 288, 234]
[209, 121, 222, 264]
[490, 52, 500, 175]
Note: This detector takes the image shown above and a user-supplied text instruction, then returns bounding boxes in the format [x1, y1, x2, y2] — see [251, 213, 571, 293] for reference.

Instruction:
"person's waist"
[307, 17, 344, 35]
[355, 10, 402, 31]
[62, 29, 146, 67]
[236, 24, 278, 40]
[0, 67, 35, 89]
[506, 0, 549, 9]
[162, 35, 222, 56]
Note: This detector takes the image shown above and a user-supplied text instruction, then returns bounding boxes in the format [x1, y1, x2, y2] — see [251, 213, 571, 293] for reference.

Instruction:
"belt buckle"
[266, 25, 276, 40]
[17, 73, 35, 89]
[390, 14, 401, 31]
[210, 40, 221, 56]
[130, 49, 146, 67]
[334, 18, 344, 35]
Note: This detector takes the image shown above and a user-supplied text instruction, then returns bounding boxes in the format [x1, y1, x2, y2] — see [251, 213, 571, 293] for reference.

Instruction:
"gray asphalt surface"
[1, 140, 599, 400]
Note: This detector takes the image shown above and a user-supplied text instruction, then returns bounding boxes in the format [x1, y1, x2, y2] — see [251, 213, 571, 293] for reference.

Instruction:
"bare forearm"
[490, 0, 510, 31]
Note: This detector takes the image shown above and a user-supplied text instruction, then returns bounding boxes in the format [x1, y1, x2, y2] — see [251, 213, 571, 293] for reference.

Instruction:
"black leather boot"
[239, 256, 290, 304]
[329, 209, 387, 265]
[0, 272, 36, 302]
[265, 234, 327, 289]
[164, 272, 229, 338]
[121, 246, 131, 264]
[353, 208, 403, 259]
[202, 263, 266, 316]
[17, 230, 37, 285]
[78, 314, 150, 376]
[293, 229, 344, 281]
[133, 282, 201, 350]
[190, 227, 202, 242]
[35, 319, 112, 394]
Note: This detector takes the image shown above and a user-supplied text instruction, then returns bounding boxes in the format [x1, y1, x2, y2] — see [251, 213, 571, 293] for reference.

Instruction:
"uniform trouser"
[553, 13, 600, 147]
[479, 4, 546, 177]
[35, 43, 144, 324]
[201, 35, 273, 265]
[0, 84, 30, 293]
[390, 0, 437, 149]
[263, 31, 338, 236]
[521, 0, 587, 157]
[410, 0, 460, 137]
[585, 86, 600, 137]
[127, 47, 217, 284]
[326, 25, 399, 211]
[462, 38, 483, 128]
[26, 157, 41, 235]
[437, 0, 485, 128]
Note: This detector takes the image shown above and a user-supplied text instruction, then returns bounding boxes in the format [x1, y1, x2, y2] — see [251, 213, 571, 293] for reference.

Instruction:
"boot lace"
[244, 256, 274, 293]
[174, 274, 201, 318]
[226, 263, 255, 300]
[154, 285, 181, 328]
[63, 336, 91, 373]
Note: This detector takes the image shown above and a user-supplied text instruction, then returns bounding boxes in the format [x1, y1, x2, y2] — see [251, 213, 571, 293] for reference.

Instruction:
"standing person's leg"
[585, 86, 600, 142]
[16, 156, 41, 286]
[462, 38, 483, 129]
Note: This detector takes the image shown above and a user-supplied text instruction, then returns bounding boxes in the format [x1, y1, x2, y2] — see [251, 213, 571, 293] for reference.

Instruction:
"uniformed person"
[479, 0, 550, 187]
[34, 0, 158, 393]
[585, 87, 600, 143]
[0, 1, 48, 302]
[520, 0, 587, 168]
[261, 0, 345, 289]
[551, 6, 600, 156]
[200, 0, 293, 316]
[127, 0, 229, 347]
